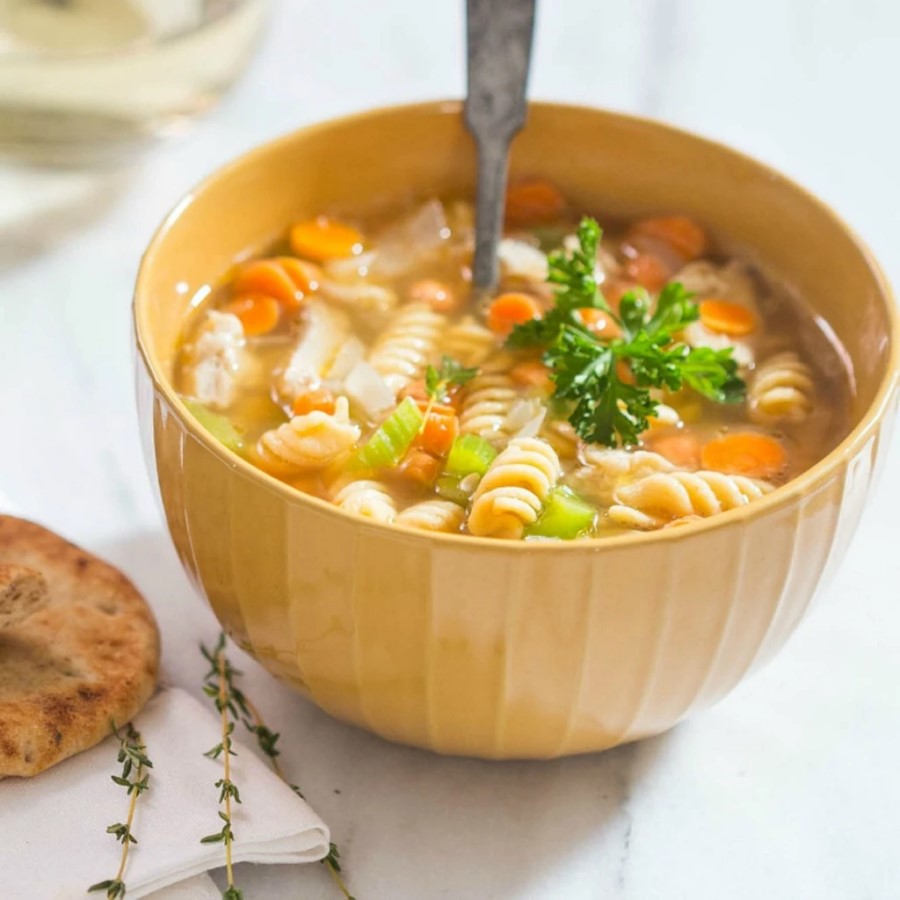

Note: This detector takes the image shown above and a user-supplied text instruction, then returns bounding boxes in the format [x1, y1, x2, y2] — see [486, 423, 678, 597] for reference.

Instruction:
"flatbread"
[0, 564, 49, 630]
[0, 516, 160, 777]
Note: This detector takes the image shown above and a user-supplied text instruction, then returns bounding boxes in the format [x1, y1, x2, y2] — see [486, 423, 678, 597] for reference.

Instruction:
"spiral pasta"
[440, 315, 497, 367]
[332, 479, 397, 523]
[183, 311, 245, 410]
[541, 417, 580, 460]
[748, 352, 815, 424]
[568, 447, 675, 506]
[468, 437, 561, 539]
[256, 396, 360, 475]
[368, 302, 445, 393]
[458, 372, 520, 448]
[608, 470, 772, 530]
[396, 499, 466, 533]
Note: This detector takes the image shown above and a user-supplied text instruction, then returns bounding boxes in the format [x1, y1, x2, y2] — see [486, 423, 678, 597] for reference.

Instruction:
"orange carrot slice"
[223, 295, 281, 336]
[504, 180, 566, 226]
[233, 260, 303, 311]
[624, 253, 671, 291]
[510, 359, 553, 390]
[648, 432, 701, 468]
[408, 279, 460, 313]
[289, 216, 363, 261]
[629, 216, 707, 262]
[398, 449, 442, 487]
[577, 307, 622, 338]
[415, 402, 459, 457]
[277, 257, 322, 295]
[486, 292, 542, 336]
[699, 299, 757, 336]
[292, 387, 336, 417]
[701, 432, 786, 479]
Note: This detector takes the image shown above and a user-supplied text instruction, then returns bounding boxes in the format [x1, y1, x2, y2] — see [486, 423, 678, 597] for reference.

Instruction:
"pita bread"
[0, 564, 49, 630]
[0, 516, 160, 777]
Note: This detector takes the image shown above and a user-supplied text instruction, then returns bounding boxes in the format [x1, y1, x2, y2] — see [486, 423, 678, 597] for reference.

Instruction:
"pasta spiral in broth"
[175, 190, 851, 541]
[468, 438, 561, 539]
[748, 352, 815, 425]
[608, 471, 773, 530]
[368, 302, 445, 394]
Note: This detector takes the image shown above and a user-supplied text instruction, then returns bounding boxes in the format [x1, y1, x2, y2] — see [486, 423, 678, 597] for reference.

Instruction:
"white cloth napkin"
[0, 689, 330, 899]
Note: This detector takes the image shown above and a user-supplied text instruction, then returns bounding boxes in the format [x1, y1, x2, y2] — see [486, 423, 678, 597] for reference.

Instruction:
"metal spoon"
[465, 0, 537, 294]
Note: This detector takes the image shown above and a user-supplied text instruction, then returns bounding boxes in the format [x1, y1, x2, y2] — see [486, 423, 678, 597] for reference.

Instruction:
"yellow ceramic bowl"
[134, 101, 899, 759]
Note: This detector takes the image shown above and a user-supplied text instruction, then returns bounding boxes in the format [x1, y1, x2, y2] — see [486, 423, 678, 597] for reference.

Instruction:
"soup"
[175, 180, 851, 540]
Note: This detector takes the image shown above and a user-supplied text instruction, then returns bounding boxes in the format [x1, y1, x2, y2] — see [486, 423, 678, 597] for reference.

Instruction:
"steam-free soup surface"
[176, 181, 851, 540]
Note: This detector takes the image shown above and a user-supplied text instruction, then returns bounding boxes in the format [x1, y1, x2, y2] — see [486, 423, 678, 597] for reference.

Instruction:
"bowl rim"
[134, 98, 900, 552]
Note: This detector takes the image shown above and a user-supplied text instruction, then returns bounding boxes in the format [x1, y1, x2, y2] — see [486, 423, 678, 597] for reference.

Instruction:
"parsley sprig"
[506, 217, 745, 446]
[425, 355, 478, 402]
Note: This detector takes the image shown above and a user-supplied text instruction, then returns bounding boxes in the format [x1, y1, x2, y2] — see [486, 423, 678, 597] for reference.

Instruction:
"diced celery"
[525, 486, 596, 540]
[435, 434, 498, 503]
[183, 399, 244, 453]
[444, 434, 497, 477]
[353, 396, 424, 470]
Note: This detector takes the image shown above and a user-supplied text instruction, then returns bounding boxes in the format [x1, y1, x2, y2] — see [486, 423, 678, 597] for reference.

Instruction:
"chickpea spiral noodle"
[184, 311, 244, 410]
[468, 438, 561, 539]
[459, 373, 520, 448]
[396, 499, 466, 533]
[608, 471, 773, 530]
[332, 479, 397, 523]
[569, 448, 675, 506]
[749, 352, 815, 424]
[541, 418, 580, 460]
[256, 397, 361, 475]
[368, 302, 445, 393]
[440, 316, 497, 367]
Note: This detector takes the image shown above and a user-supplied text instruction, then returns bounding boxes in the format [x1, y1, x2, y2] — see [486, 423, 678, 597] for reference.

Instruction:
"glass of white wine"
[0, 0, 269, 163]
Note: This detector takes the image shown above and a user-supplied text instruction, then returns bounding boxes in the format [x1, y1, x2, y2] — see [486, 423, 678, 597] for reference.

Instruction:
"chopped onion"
[319, 278, 398, 313]
[327, 336, 366, 381]
[369, 200, 448, 278]
[498, 238, 548, 283]
[343, 360, 396, 420]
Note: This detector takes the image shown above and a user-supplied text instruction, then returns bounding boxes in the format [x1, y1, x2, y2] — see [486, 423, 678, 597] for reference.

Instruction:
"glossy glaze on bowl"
[135, 102, 899, 758]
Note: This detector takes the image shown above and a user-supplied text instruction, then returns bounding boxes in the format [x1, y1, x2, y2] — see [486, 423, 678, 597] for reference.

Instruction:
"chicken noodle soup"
[175, 182, 852, 540]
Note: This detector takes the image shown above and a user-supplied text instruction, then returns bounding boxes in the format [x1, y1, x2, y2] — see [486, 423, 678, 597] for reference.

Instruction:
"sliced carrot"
[223, 294, 281, 336]
[408, 278, 460, 313]
[629, 216, 707, 262]
[577, 307, 622, 338]
[647, 432, 701, 468]
[398, 449, 442, 487]
[504, 180, 566, 226]
[415, 402, 459, 457]
[292, 387, 336, 417]
[233, 260, 304, 311]
[510, 359, 553, 391]
[600, 279, 634, 308]
[289, 216, 364, 261]
[277, 257, 322, 295]
[624, 253, 671, 291]
[701, 432, 786, 479]
[699, 299, 757, 336]
[486, 292, 542, 336]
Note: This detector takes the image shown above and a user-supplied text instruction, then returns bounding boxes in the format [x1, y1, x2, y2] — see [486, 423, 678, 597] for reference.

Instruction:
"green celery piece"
[183, 399, 244, 453]
[435, 434, 498, 504]
[525, 486, 596, 540]
[354, 396, 424, 470]
[444, 434, 497, 477]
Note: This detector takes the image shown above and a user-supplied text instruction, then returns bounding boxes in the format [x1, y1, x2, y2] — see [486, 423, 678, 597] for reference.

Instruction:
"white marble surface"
[1, 1, 898, 897]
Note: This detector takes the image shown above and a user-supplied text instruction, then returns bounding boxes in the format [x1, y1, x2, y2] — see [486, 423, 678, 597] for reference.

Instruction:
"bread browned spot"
[0, 563, 49, 630]
[0, 516, 160, 777]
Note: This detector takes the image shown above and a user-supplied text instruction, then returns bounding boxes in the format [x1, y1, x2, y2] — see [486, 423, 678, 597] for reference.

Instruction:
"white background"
[1, 1, 898, 897]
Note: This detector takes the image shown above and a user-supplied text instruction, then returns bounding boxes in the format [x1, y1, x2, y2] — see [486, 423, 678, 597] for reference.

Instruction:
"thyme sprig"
[200, 634, 243, 900]
[88, 723, 153, 899]
[201, 633, 356, 900]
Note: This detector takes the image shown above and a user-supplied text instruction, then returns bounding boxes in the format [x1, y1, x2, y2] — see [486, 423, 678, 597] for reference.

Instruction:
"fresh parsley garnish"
[425, 355, 479, 402]
[506, 218, 746, 446]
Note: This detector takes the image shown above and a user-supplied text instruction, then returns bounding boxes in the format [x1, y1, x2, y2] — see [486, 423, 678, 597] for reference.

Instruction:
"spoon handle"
[465, 0, 537, 292]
